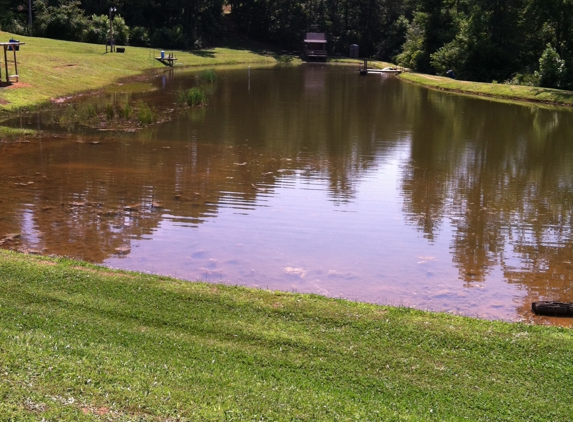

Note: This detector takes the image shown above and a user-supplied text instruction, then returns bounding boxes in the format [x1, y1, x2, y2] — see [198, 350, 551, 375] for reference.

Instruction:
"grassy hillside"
[0, 31, 276, 112]
[1, 250, 572, 421]
[400, 72, 573, 107]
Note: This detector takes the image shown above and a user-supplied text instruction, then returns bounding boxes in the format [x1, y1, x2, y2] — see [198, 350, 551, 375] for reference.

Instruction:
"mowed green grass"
[400, 72, 573, 107]
[0, 31, 276, 112]
[1, 250, 572, 421]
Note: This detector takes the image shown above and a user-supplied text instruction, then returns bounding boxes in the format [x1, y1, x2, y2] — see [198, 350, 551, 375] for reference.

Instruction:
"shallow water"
[2, 65, 573, 325]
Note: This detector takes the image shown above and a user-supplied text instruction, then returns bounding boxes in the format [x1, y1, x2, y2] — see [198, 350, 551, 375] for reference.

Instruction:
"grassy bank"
[399, 72, 573, 107]
[0, 31, 276, 113]
[1, 250, 572, 421]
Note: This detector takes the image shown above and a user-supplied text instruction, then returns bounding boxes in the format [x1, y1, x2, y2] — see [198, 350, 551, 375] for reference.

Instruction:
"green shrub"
[276, 55, 294, 64]
[130, 26, 150, 47]
[536, 44, 567, 89]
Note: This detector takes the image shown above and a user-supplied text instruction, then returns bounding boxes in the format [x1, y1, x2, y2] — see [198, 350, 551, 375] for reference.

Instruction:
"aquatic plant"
[105, 103, 115, 120]
[58, 104, 77, 124]
[117, 103, 133, 120]
[175, 89, 187, 106]
[176, 87, 207, 107]
[78, 103, 98, 121]
[199, 69, 217, 83]
[136, 100, 157, 125]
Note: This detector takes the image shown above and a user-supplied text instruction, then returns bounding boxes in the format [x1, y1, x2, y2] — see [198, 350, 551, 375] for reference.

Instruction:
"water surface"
[2, 65, 573, 325]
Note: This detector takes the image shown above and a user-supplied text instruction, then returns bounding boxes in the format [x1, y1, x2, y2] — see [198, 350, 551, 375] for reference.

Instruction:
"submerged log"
[532, 301, 573, 317]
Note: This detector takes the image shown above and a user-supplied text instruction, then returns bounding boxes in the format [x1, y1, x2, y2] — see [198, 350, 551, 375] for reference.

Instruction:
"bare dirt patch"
[5, 83, 31, 90]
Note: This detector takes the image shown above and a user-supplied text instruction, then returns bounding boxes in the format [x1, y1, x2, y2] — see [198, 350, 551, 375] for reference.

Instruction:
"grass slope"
[1, 250, 572, 421]
[399, 72, 573, 107]
[0, 31, 276, 112]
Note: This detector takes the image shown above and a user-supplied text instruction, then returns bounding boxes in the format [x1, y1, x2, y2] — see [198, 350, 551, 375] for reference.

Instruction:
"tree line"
[1, 0, 573, 89]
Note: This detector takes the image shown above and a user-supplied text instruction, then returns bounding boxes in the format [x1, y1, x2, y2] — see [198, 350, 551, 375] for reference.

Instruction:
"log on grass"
[532, 301, 573, 317]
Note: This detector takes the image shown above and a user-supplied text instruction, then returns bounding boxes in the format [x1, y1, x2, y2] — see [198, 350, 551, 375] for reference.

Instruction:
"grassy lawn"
[399, 72, 573, 107]
[1, 250, 572, 421]
[0, 31, 276, 113]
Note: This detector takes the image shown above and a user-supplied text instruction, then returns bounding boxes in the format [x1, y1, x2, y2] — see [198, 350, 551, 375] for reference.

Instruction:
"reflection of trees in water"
[179, 66, 406, 203]
[0, 67, 408, 262]
[401, 89, 573, 306]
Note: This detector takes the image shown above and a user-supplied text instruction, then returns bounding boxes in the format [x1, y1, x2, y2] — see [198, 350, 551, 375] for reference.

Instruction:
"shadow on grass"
[190, 50, 216, 58]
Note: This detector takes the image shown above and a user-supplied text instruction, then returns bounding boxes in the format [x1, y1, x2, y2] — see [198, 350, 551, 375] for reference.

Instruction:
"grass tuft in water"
[117, 103, 133, 120]
[176, 87, 207, 107]
[105, 103, 115, 120]
[136, 100, 157, 125]
[199, 69, 217, 83]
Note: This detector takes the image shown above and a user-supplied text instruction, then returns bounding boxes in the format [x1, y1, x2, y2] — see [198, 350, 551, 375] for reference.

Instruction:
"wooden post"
[4, 46, 9, 84]
[13, 48, 17, 76]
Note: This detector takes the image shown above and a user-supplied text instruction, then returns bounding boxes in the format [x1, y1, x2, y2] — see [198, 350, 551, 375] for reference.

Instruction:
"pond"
[2, 64, 573, 326]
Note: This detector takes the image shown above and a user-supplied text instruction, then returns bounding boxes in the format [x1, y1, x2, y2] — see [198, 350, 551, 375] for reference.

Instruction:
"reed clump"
[135, 100, 157, 125]
[176, 87, 207, 107]
[199, 69, 217, 83]
[53, 99, 158, 128]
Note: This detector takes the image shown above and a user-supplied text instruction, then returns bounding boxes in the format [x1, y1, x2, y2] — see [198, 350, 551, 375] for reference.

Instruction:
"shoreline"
[1, 249, 572, 419]
[0, 31, 277, 116]
[399, 72, 573, 109]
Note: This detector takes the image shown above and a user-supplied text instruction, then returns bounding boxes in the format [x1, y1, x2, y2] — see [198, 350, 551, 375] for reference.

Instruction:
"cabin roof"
[304, 33, 327, 43]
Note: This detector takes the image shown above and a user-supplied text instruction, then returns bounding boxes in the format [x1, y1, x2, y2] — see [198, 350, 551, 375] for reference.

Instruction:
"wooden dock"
[155, 53, 177, 67]
[364, 68, 402, 74]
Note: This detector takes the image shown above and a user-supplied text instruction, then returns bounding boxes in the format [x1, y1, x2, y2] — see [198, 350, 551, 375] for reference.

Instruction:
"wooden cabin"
[303, 33, 327, 60]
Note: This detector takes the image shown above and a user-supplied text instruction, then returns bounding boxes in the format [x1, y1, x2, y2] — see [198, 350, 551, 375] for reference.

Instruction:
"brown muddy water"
[2, 65, 573, 326]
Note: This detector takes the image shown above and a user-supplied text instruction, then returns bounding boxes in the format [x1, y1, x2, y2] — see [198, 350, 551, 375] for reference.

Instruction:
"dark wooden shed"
[303, 33, 327, 60]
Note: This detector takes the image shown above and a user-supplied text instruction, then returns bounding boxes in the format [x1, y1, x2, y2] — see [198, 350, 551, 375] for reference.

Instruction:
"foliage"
[4, 0, 573, 89]
[129, 26, 149, 47]
[33, 0, 90, 41]
[150, 25, 187, 49]
[504, 72, 539, 87]
[276, 54, 294, 64]
[396, 12, 428, 70]
[536, 43, 567, 88]
[32, 1, 128, 45]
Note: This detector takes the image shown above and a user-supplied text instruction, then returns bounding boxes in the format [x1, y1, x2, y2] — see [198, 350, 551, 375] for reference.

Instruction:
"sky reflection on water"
[2, 65, 573, 325]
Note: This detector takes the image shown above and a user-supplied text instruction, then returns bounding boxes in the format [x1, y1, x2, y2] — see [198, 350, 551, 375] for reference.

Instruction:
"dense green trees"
[0, 0, 572, 89]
